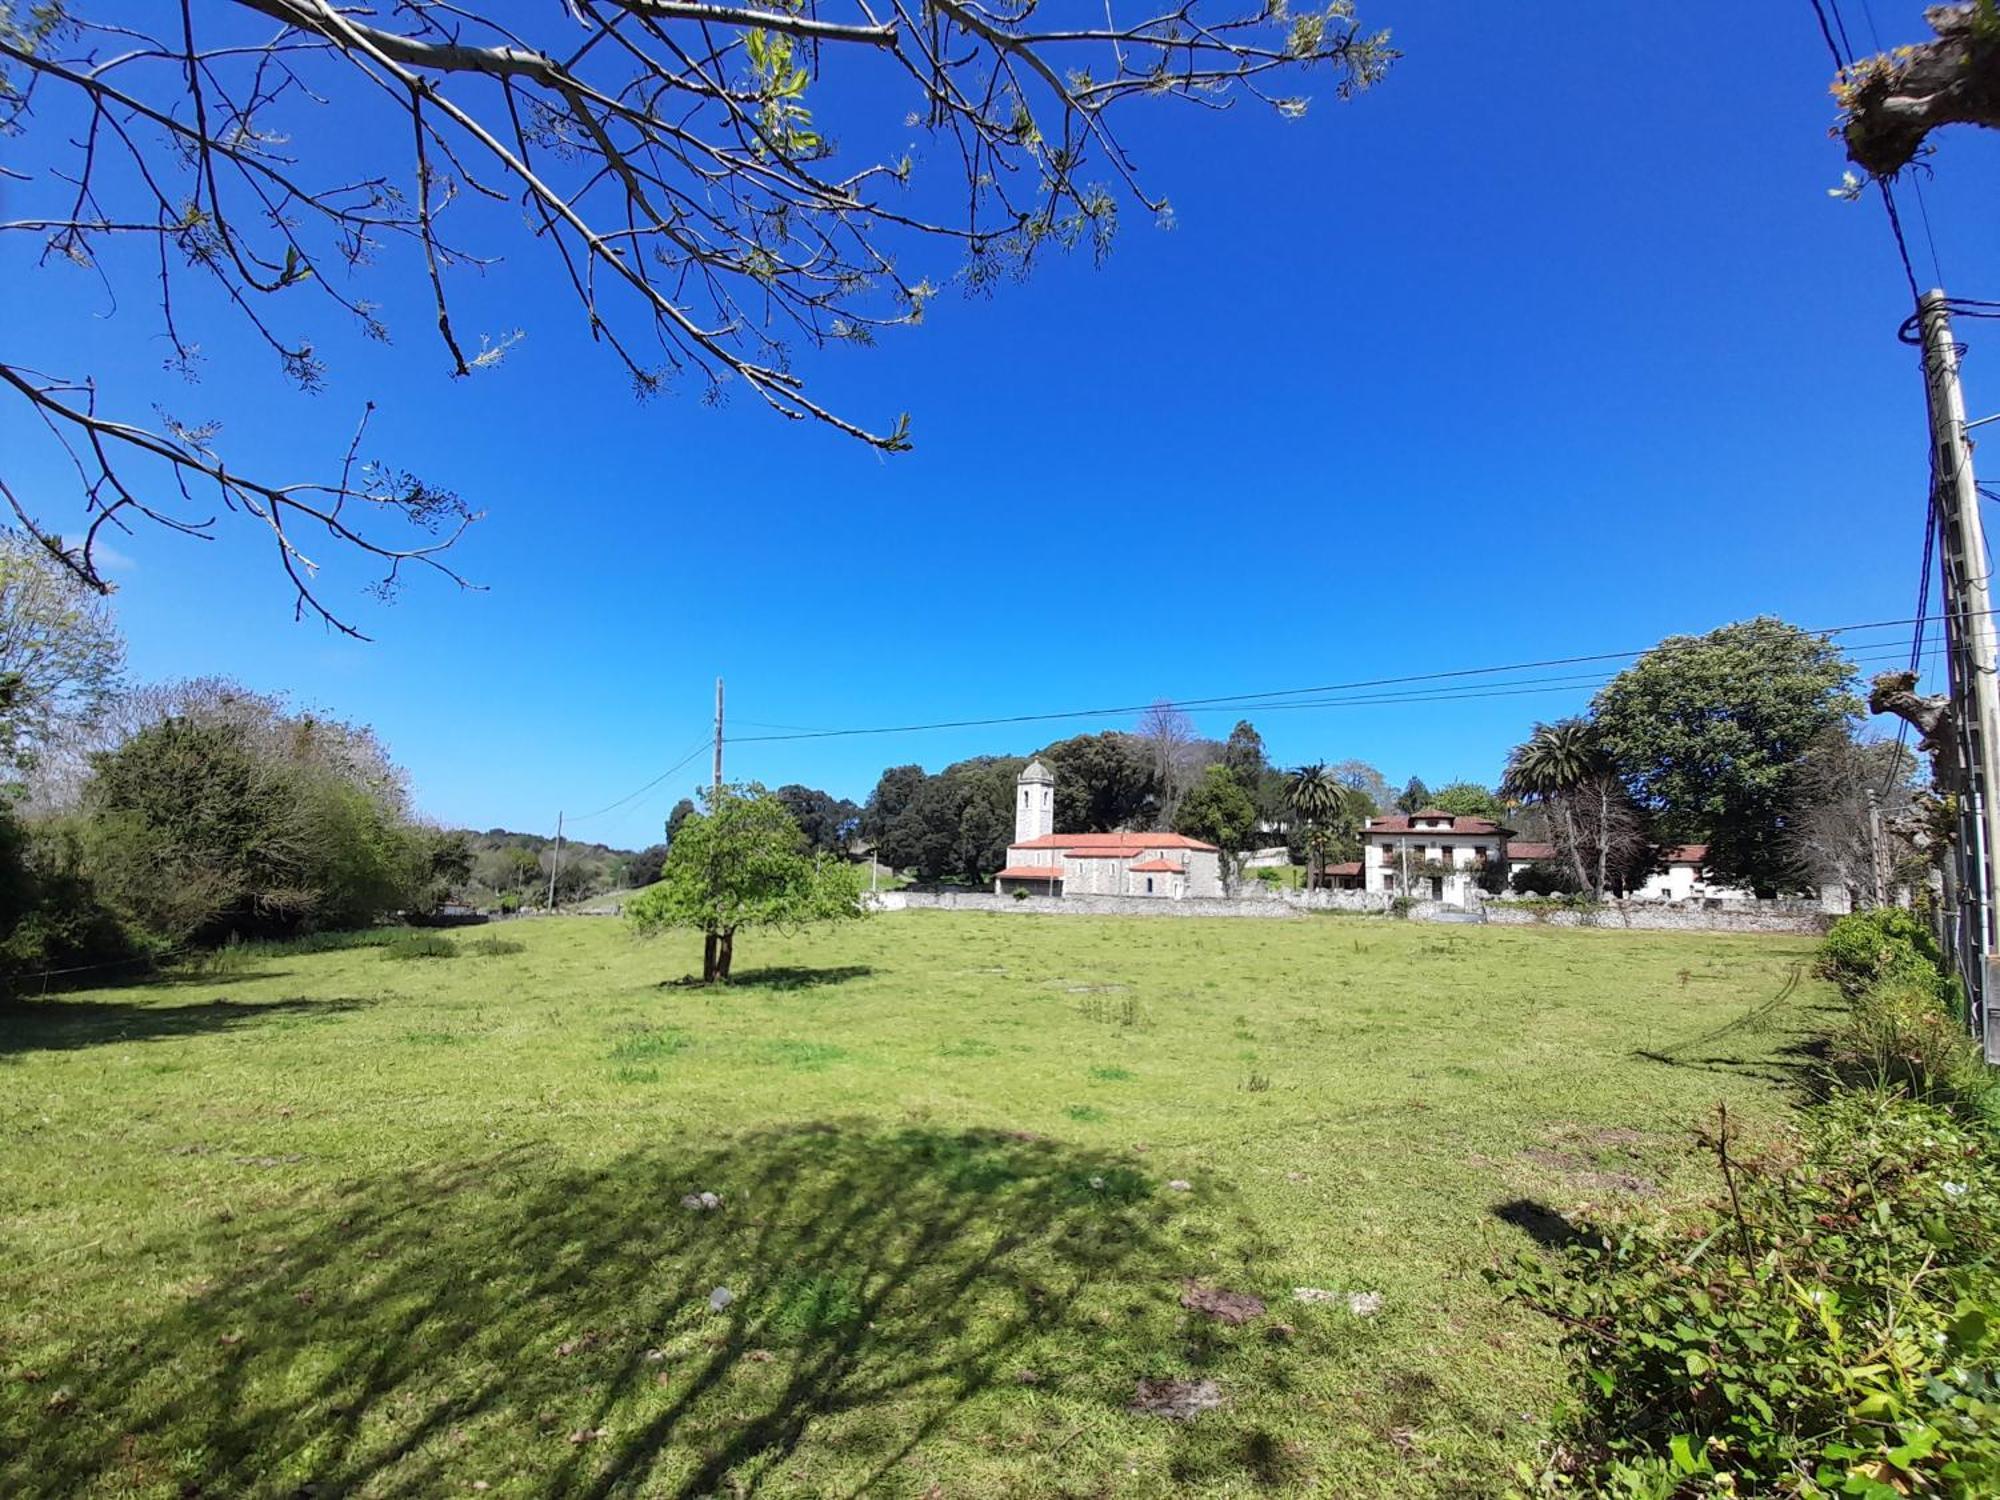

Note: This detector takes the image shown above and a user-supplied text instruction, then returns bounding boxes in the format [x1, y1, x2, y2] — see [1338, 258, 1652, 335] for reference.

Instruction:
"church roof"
[1019, 758, 1055, 782]
[1011, 832, 1220, 853]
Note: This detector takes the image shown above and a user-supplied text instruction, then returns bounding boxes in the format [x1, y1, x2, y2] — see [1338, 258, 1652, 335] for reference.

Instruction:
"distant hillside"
[459, 828, 650, 909]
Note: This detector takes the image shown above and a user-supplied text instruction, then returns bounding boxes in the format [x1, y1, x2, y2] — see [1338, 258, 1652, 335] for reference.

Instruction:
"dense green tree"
[1429, 782, 1506, 822]
[1036, 732, 1154, 833]
[1502, 719, 1603, 897]
[1221, 722, 1268, 796]
[625, 844, 670, 890]
[1174, 765, 1260, 884]
[1592, 618, 1858, 894]
[1395, 777, 1433, 814]
[666, 798, 697, 847]
[773, 784, 861, 854]
[626, 784, 865, 983]
[861, 765, 929, 844]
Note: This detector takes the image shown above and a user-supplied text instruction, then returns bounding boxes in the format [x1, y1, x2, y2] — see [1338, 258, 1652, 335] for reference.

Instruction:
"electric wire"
[564, 733, 712, 824]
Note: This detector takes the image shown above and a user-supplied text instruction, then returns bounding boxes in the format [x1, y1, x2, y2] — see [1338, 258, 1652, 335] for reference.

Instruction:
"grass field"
[0, 912, 1834, 1498]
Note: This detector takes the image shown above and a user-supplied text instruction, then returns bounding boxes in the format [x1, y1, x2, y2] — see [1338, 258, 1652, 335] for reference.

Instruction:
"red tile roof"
[1011, 832, 1220, 853]
[1325, 861, 1362, 876]
[1127, 859, 1185, 873]
[1505, 842, 1556, 862]
[1665, 844, 1710, 865]
[994, 865, 1064, 881]
[1364, 815, 1507, 836]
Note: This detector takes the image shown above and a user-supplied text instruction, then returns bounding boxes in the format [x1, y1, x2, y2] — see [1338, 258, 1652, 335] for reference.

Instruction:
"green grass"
[0, 913, 1834, 1497]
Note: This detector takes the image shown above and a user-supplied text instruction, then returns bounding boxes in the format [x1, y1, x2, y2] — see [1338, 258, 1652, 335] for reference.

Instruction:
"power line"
[565, 733, 712, 824]
[725, 619, 1964, 748]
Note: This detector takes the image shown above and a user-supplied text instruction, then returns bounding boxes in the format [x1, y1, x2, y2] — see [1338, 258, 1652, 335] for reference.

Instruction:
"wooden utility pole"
[546, 810, 565, 911]
[712, 676, 725, 790]
[1919, 290, 2000, 1061]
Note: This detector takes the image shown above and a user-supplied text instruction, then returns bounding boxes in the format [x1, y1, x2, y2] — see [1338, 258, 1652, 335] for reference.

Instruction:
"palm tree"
[1285, 762, 1340, 889]
[1501, 719, 1605, 896]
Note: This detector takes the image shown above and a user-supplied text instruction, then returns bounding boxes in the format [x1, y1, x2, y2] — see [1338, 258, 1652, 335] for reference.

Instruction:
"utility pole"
[712, 676, 725, 791]
[1919, 289, 2000, 1061]
[546, 810, 565, 912]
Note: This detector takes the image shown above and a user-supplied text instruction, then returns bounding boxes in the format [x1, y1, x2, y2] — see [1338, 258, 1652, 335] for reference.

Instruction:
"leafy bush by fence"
[1495, 908, 2000, 1495]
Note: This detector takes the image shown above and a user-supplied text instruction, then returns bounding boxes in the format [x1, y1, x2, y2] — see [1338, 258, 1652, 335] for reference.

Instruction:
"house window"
[1145, 877, 1154, 894]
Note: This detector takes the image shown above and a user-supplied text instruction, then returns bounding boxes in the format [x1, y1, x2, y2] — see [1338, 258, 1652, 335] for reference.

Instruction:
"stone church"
[991, 759, 1223, 899]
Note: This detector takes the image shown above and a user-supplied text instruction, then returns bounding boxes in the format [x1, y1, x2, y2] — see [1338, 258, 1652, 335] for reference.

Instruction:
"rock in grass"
[680, 1191, 722, 1211]
[1129, 1377, 1224, 1420]
[1179, 1280, 1266, 1325]
[708, 1286, 734, 1313]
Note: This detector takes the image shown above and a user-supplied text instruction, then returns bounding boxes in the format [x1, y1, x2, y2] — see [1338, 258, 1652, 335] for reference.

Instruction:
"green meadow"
[0, 912, 1832, 1498]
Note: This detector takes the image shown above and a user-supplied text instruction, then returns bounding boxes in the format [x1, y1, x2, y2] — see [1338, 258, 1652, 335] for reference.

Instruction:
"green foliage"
[1395, 776, 1432, 814]
[1429, 781, 1506, 821]
[1495, 1095, 2000, 1498]
[1173, 763, 1259, 855]
[84, 712, 427, 943]
[1820, 908, 1946, 999]
[626, 782, 866, 981]
[0, 806, 149, 979]
[1511, 860, 1583, 897]
[382, 932, 458, 961]
[1592, 618, 1859, 894]
[867, 758, 1022, 883]
[0, 527, 125, 780]
[463, 935, 525, 958]
[1819, 910, 1988, 1120]
[1032, 732, 1156, 834]
[624, 843, 668, 889]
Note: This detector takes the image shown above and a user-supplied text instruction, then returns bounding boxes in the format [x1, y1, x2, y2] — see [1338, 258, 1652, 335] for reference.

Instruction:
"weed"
[760, 1039, 846, 1071]
[766, 1271, 865, 1340]
[1241, 1070, 1272, 1093]
[1064, 1104, 1108, 1122]
[464, 937, 526, 958]
[608, 1028, 689, 1062]
[382, 933, 458, 961]
[1087, 1065, 1133, 1082]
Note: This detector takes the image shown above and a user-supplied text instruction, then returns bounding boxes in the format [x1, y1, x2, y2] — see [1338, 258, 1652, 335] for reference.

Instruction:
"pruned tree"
[0, 527, 124, 787]
[1782, 727, 1924, 909]
[1137, 699, 1197, 826]
[2, 2, 1393, 630]
[1835, 3, 2000, 177]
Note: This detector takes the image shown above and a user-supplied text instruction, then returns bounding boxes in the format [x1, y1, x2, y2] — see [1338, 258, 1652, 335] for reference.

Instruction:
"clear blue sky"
[7, 2, 1998, 849]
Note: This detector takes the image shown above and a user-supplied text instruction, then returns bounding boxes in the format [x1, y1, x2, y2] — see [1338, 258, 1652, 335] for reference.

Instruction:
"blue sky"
[7, 2, 1998, 849]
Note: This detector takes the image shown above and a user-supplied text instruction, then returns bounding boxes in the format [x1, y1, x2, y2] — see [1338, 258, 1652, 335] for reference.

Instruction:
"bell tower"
[1016, 758, 1055, 844]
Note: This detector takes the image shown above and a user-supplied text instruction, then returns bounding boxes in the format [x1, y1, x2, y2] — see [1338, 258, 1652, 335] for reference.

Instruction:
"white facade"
[993, 762, 1222, 899]
[1015, 757, 1055, 844]
[1361, 811, 1507, 907]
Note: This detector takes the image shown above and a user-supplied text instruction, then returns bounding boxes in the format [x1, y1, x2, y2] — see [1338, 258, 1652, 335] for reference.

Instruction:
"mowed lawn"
[0, 912, 1834, 1498]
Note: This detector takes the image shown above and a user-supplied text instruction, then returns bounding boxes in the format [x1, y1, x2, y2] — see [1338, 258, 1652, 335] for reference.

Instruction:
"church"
[991, 759, 1224, 899]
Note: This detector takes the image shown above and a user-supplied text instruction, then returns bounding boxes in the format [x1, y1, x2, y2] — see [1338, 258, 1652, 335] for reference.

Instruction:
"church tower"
[1016, 758, 1055, 844]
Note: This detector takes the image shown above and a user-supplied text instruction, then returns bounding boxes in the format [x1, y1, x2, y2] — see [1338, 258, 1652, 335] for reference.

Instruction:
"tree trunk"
[717, 929, 735, 981]
[702, 928, 718, 984]
[1595, 782, 1610, 900]
[1560, 798, 1589, 896]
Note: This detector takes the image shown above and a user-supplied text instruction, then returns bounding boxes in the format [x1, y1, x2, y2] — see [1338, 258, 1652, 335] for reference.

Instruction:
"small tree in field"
[627, 783, 865, 984]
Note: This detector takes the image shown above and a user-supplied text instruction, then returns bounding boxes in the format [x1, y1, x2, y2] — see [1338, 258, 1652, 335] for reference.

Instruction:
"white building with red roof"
[992, 758, 1223, 899]
[1360, 809, 1511, 905]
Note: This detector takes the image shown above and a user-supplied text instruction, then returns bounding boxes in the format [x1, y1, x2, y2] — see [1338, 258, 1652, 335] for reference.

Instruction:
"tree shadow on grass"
[0, 994, 369, 1056]
[725, 965, 877, 992]
[1490, 1197, 1600, 1251]
[8, 1123, 1305, 1497]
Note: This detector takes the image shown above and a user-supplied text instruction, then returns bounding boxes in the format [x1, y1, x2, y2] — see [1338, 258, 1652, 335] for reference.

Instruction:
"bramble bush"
[1495, 911, 2000, 1496]
[1495, 1097, 2000, 1498]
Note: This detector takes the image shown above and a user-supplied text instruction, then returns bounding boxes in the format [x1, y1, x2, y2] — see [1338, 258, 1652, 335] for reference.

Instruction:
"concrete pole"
[546, 810, 564, 911]
[712, 676, 725, 792]
[1919, 290, 2000, 1061]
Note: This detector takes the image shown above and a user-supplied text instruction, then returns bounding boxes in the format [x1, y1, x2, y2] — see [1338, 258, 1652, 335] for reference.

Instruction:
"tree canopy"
[626, 783, 865, 982]
[3, 2, 1393, 628]
[1592, 617, 1858, 894]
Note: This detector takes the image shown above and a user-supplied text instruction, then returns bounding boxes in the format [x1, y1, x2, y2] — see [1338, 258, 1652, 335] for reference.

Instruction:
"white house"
[1503, 840, 1753, 901]
[1360, 809, 1509, 906]
[992, 759, 1224, 899]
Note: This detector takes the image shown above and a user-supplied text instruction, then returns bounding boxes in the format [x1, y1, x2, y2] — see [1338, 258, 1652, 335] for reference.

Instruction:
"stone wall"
[871, 888, 1827, 933]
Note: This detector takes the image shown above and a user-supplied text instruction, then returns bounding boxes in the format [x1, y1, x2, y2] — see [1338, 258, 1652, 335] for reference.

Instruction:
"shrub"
[1494, 1095, 2000, 1497]
[1820, 907, 1945, 1000]
[1830, 976, 1993, 1119]
[463, 936, 525, 958]
[381, 932, 457, 961]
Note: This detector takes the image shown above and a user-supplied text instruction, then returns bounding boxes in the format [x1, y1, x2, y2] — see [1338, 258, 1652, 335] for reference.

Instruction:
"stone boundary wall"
[871, 889, 1828, 933]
